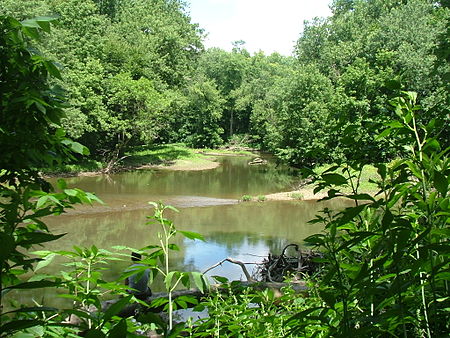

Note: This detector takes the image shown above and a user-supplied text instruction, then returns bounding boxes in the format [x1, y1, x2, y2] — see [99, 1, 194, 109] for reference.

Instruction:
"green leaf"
[168, 322, 186, 338]
[20, 19, 41, 29]
[0, 320, 44, 335]
[36, 196, 48, 209]
[85, 329, 106, 338]
[2, 306, 57, 316]
[61, 139, 90, 155]
[385, 79, 401, 90]
[165, 205, 179, 213]
[179, 231, 205, 241]
[168, 243, 180, 251]
[150, 297, 169, 309]
[191, 271, 206, 293]
[137, 312, 166, 328]
[148, 201, 158, 208]
[386, 120, 404, 129]
[181, 272, 190, 289]
[64, 189, 78, 197]
[43, 61, 62, 80]
[212, 275, 228, 284]
[5, 280, 59, 290]
[376, 128, 392, 140]
[434, 171, 448, 196]
[165, 271, 179, 290]
[304, 234, 325, 246]
[176, 295, 198, 305]
[0, 233, 15, 261]
[423, 138, 441, 152]
[35, 253, 56, 271]
[346, 193, 375, 202]
[319, 290, 336, 307]
[338, 204, 366, 225]
[18, 232, 65, 246]
[321, 173, 348, 186]
[382, 210, 394, 228]
[103, 296, 133, 323]
[107, 318, 127, 338]
[34, 16, 58, 33]
[61, 309, 94, 325]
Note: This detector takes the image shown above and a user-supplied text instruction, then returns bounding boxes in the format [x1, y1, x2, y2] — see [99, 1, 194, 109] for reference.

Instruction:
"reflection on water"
[53, 156, 298, 211]
[11, 156, 350, 306]
[43, 201, 349, 287]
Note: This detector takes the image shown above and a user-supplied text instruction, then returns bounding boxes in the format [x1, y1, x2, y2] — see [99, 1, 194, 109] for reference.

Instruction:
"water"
[11, 155, 348, 306]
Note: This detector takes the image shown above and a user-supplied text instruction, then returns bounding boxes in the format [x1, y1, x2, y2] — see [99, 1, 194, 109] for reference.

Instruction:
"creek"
[13, 156, 348, 306]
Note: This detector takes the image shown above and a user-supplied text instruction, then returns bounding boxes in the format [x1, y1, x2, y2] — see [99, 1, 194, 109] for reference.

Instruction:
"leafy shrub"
[189, 278, 314, 337]
[290, 192, 304, 200]
[288, 92, 450, 337]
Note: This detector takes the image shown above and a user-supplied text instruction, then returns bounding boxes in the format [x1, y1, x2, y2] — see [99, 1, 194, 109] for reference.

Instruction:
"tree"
[1, 0, 205, 159]
[109, 0, 204, 87]
[258, 65, 335, 167]
[182, 77, 225, 148]
[0, 15, 99, 335]
[294, 0, 449, 163]
[197, 48, 250, 138]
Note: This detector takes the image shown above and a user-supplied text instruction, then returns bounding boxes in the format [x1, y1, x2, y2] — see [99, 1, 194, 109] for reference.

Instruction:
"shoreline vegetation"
[42, 143, 379, 202]
[41, 144, 256, 177]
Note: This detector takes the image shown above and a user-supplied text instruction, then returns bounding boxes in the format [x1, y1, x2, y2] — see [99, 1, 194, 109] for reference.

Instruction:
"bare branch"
[203, 258, 257, 282]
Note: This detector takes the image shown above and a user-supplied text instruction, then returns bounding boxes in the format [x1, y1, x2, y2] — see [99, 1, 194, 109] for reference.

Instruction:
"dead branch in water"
[202, 245, 322, 284]
[203, 258, 258, 282]
[254, 244, 322, 282]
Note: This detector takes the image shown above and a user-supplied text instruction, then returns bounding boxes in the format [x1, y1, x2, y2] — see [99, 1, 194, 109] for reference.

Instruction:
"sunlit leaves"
[298, 92, 450, 336]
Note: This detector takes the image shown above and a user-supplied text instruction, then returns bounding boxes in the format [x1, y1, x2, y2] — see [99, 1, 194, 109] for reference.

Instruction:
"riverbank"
[244, 164, 380, 202]
[43, 144, 379, 202]
[264, 189, 328, 201]
[42, 144, 256, 177]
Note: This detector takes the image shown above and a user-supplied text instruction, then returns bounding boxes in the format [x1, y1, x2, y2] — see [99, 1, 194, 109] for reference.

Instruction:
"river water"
[12, 156, 348, 306]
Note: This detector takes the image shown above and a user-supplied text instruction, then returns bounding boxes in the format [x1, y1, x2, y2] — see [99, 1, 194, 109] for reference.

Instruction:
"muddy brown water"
[11, 156, 350, 306]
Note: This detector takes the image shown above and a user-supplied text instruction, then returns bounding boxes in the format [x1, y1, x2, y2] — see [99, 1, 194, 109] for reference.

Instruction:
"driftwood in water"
[248, 157, 267, 165]
[101, 244, 318, 318]
[254, 244, 322, 282]
[203, 257, 257, 282]
[204, 245, 322, 283]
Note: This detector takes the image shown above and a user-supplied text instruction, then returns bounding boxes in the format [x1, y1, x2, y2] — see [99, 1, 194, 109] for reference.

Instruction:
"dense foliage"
[1, 0, 449, 336]
[0, 15, 102, 335]
[2, 0, 448, 168]
[289, 92, 449, 336]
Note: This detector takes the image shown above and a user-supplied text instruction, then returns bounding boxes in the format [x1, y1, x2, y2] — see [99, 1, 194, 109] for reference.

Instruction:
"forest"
[1, 0, 449, 168]
[0, 0, 449, 337]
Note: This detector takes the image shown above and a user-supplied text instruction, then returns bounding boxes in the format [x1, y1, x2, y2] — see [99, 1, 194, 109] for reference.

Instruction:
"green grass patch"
[311, 164, 379, 192]
[123, 143, 254, 167]
[122, 143, 197, 167]
[39, 143, 254, 175]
